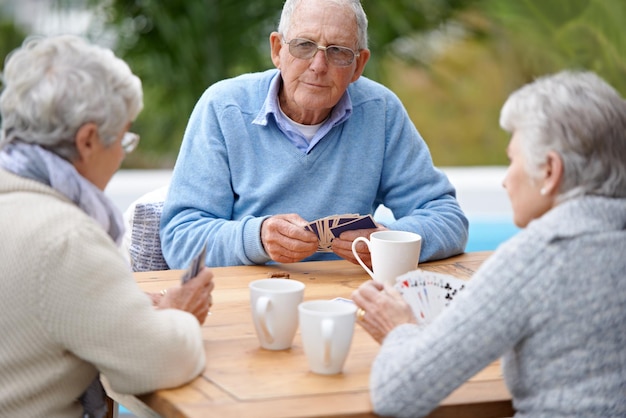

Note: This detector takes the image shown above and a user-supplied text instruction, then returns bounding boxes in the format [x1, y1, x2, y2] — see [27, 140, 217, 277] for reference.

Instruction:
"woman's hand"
[351, 280, 416, 344]
[157, 267, 215, 324]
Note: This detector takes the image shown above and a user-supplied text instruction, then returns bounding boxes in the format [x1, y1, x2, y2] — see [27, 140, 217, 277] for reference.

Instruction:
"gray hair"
[278, 0, 368, 50]
[499, 70, 626, 199]
[0, 34, 143, 161]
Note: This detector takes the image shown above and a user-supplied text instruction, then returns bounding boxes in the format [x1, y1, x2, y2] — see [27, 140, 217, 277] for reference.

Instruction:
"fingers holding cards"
[351, 281, 415, 343]
[262, 214, 319, 263]
[181, 243, 207, 284]
[305, 213, 377, 252]
[158, 255, 214, 324]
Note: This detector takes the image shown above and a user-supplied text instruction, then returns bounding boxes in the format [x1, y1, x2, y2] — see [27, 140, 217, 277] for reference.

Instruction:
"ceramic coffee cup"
[352, 230, 422, 285]
[298, 299, 357, 375]
[249, 278, 305, 350]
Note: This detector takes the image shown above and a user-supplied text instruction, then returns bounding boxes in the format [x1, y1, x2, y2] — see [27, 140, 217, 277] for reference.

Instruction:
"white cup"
[352, 230, 422, 286]
[298, 300, 357, 375]
[249, 278, 305, 350]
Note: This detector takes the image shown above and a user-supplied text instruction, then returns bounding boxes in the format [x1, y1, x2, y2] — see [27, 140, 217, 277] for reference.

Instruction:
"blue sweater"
[371, 196, 626, 417]
[161, 69, 468, 267]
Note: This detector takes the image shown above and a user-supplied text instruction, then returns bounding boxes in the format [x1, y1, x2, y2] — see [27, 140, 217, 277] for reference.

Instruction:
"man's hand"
[331, 225, 387, 267]
[261, 214, 318, 263]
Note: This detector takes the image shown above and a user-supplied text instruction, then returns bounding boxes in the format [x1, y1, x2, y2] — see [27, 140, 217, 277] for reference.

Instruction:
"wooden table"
[109, 251, 513, 418]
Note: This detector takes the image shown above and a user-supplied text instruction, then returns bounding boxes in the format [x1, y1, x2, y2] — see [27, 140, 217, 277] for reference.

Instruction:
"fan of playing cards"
[394, 269, 467, 326]
[305, 213, 377, 252]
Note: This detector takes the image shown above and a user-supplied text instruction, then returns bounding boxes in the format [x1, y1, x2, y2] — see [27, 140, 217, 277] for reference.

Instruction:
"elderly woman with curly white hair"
[351, 70, 626, 417]
[0, 35, 214, 418]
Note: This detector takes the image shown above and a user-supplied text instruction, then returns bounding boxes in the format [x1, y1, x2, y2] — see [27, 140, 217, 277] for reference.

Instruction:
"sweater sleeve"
[370, 240, 539, 417]
[160, 87, 272, 268]
[38, 221, 205, 395]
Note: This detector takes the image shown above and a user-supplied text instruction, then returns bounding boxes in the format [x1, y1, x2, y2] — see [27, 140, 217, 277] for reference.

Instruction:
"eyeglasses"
[283, 38, 360, 67]
[121, 132, 140, 154]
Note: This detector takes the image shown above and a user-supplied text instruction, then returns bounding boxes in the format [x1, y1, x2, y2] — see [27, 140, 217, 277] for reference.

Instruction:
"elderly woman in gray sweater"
[351, 70, 626, 417]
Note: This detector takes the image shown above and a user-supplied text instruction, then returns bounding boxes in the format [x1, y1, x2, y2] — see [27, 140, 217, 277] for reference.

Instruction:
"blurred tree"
[383, 0, 626, 166]
[84, 0, 478, 167]
[481, 0, 626, 93]
[0, 20, 26, 63]
[0, 18, 28, 126]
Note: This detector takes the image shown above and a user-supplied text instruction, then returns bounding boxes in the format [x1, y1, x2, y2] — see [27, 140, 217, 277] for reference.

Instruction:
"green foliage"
[383, 0, 626, 166]
[0, 19, 28, 85]
[362, 0, 478, 79]
[0, 19, 28, 126]
[385, 33, 513, 166]
[481, 0, 626, 94]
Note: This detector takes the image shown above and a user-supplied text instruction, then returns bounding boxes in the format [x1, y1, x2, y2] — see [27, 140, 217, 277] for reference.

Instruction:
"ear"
[541, 151, 564, 196]
[74, 122, 100, 163]
[350, 48, 370, 83]
[269, 32, 283, 69]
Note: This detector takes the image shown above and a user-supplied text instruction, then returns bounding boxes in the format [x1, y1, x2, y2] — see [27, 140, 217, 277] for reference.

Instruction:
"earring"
[540, 187, 547, 196]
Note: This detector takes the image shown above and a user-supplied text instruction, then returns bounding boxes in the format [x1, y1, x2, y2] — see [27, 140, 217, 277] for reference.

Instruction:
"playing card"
[305, 221, 320, 239]
[305, 214, 376, 252]
[394, 269, 466, 325]
[397, 279, 428, 325]
[330, 214, 377, 238]
[181, 243, 207, 284]
[331, 297, 355, 305]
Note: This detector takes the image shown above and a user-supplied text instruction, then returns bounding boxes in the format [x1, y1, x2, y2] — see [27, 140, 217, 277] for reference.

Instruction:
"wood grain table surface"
[108, 251, 513, 418]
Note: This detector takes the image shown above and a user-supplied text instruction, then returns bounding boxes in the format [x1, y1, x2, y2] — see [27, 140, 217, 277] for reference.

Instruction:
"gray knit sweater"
[371, 196, 626, 417]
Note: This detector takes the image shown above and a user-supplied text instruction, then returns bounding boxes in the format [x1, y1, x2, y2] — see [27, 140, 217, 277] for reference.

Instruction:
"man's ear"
[350, 48, 370, 83]
[269, 32, 283, 69]
[73, 123, 99, 162]
[541, 151, 564, 196]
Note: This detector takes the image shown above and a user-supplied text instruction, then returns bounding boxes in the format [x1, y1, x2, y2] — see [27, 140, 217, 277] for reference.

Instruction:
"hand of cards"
[305, 213, 377, 252]
[394, 269, 466, 325]
[180, 244, 207, 284]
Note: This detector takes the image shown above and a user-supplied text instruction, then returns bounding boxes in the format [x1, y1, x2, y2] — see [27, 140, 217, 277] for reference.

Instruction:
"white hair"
[500, 70, 626, 199]
[0, 34, 143, 161]
[277, 0, 368, 50]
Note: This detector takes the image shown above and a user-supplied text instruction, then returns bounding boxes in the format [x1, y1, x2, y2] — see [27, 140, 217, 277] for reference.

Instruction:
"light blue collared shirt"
[252, 72, 353, 153]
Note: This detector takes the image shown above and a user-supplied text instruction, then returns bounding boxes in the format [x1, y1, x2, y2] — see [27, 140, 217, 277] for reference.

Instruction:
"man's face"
[270, 0, 370, 125]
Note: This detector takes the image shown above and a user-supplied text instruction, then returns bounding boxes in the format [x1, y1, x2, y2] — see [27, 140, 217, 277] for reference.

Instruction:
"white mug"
[249, 279, 305, 350]
[352, 230, 422, 286]
[298, 300, 357, 375]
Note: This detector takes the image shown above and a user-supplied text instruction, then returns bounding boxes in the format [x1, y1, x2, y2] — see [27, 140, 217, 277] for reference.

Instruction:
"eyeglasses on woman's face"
[283, 38, 360, 67]
[121, 132, 140, 154]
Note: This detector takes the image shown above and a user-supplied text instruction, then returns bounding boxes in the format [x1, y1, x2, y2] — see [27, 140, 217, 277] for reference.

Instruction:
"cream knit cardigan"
[0, 169, 205, 417]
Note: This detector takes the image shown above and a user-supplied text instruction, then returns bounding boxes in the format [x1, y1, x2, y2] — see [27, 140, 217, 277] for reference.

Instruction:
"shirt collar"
[253, 71, 353, 131]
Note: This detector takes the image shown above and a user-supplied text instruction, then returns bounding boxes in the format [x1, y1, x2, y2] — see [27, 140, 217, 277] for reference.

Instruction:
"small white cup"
[298, 300, 357, 375]
[352, 230, 422, 286]
[249, 279, 305, 350]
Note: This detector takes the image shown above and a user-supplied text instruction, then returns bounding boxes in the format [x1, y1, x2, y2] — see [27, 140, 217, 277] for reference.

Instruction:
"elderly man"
[160, 0, 468, 268]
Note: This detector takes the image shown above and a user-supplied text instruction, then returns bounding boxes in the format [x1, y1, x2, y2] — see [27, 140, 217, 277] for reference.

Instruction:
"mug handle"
[321, 318, 334, 367]
[352, 237, 375, 279]
[255, 296, 274, 344]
